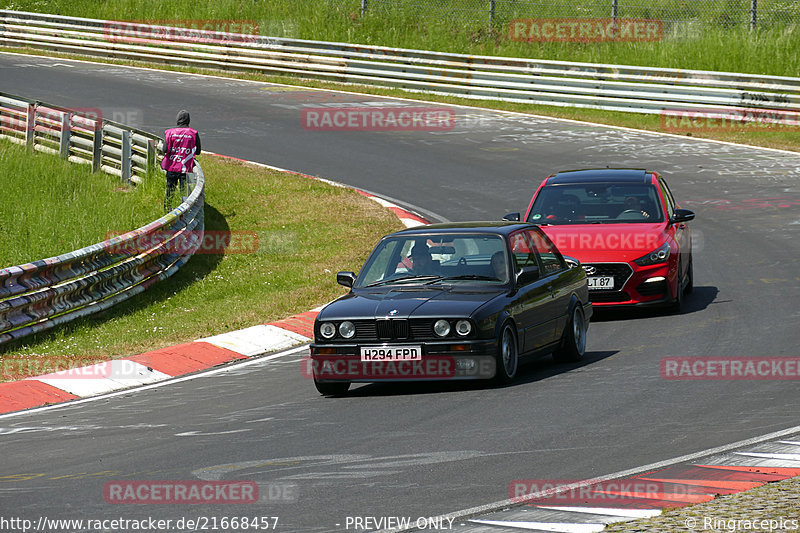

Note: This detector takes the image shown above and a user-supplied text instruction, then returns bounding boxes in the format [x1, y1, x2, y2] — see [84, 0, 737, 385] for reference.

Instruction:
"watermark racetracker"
[509, 18, 663, 42]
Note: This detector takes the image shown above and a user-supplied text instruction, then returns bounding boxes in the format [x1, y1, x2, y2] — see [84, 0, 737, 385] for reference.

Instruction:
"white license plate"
[360, 346, 422, 361]
[587, 276, 614, 290]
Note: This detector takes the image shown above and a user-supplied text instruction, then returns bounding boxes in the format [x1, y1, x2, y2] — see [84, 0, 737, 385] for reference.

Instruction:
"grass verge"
[0, 138, 163, 267]
[0, 153, 403, 380]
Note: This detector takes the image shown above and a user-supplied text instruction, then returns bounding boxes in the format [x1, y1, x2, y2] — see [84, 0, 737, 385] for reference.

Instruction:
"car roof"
[546, 169, 652, 185]
[391, 221, 536, 237]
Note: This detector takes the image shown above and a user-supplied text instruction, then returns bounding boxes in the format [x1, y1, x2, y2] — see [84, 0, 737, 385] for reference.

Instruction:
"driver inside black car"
[409, 245, 440, 275]
[490, 251, 509, 282]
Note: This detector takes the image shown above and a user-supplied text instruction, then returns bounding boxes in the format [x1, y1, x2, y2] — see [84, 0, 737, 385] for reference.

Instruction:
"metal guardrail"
[1, 10, 799, 120]
[0, 92, 205, 346]
[0, 91, 160, 182]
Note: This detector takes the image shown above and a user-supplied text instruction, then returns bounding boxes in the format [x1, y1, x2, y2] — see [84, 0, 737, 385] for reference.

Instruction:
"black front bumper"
[308, 339, 498, 382]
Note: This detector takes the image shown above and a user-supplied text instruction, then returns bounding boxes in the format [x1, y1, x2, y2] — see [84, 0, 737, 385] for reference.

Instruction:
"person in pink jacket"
[162, 110, 201, 210]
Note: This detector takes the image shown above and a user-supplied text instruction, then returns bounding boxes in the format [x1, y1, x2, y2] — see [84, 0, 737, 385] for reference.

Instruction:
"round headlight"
[319, 322, 336, 339]
[434, 319, 451, 337]
[651, 249, 666, 262]
[455, 319, 472, 336]
[339, 320, 356, 339]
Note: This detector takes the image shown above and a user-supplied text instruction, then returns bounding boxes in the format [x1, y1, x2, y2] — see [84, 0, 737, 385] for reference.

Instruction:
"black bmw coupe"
[309, 222, 592, 395]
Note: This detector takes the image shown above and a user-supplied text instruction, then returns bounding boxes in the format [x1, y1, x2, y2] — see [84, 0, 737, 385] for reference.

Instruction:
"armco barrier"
[0, 91, 159, 182]
[0, 95, 205, 346]
[1, 10, 799, 120]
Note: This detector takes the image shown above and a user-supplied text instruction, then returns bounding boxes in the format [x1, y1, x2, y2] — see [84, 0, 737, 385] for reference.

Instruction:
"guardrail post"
[489, 0, 496, 25]
[121, 129, 131, 183]
[146, 138, 158, 171]
[750, 0, 757, 30]
[361, 0, 367, 17]
[612, 0, 619, 21]
[25, 103, 35, 149]
[91, 125, 102, 173]
[59, 111, 70, 159]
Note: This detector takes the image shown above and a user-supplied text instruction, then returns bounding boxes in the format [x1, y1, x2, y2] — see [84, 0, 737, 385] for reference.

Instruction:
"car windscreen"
[356, 233, 510, 287]
[527, 183, 665, 224]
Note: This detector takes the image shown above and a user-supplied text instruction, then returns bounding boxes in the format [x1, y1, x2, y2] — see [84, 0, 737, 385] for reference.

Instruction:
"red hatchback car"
[505, 169, 695, 310]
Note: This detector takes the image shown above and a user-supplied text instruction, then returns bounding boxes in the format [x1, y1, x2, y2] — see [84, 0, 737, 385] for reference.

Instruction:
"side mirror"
[563, 256, 580, 269]
[670, 209, 695, 224]
[337, 271, 356, 288]
[503, 212, 521, 222]
[516, 265, 540, 286]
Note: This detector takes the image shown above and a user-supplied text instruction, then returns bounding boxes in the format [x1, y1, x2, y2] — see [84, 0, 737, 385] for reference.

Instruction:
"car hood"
[540, 223, 668, 263]
[319, 287, 506, 320]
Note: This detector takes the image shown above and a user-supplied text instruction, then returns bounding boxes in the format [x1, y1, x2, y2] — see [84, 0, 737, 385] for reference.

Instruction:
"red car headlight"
[634, 242, 670, 266]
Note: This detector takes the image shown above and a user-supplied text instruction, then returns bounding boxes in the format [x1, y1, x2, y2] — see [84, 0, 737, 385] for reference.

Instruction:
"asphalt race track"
[1, 53, 799, 531]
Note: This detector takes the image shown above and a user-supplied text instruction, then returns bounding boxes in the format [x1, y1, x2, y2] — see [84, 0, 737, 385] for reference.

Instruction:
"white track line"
[534, 506, 662, 519]
[468, 520, 604, 533]
[0, 345, 308, 421]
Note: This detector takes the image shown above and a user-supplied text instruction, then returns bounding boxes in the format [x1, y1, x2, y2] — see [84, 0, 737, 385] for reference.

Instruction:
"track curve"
[1, 53, 799, 531]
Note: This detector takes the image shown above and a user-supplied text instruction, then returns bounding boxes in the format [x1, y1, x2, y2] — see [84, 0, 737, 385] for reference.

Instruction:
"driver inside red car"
[621, 196, 652, 219]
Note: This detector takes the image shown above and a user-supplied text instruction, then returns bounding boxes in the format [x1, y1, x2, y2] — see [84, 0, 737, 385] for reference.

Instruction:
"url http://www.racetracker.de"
[0, 515, 280, 532]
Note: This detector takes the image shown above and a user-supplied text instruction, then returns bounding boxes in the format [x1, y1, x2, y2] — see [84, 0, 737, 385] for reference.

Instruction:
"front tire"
[669, 258, 684, 313]
[493, 322, 519, 385]
[553, 304, 587, 363]
[685, 255, 694, 294]
[314, 379, 350, 396]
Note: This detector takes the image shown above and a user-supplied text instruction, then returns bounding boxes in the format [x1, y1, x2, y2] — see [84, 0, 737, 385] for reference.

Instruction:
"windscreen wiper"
[433, 274, 500, 282]
[365, 275, 444, 287]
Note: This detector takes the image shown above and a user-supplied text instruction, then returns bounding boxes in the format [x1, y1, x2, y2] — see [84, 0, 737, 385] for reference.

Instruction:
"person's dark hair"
[176, 110, 191, 126]
[410, 245, 430, 258]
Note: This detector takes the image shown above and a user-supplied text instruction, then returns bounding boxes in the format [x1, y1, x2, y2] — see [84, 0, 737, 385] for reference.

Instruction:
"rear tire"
[314, 380, 350, 396]
[493, 323, 518, 385]
[553, 305, 587, 363]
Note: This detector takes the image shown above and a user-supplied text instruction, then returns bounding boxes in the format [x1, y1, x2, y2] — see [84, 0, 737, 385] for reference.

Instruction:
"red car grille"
[583, 263, 633, 292]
